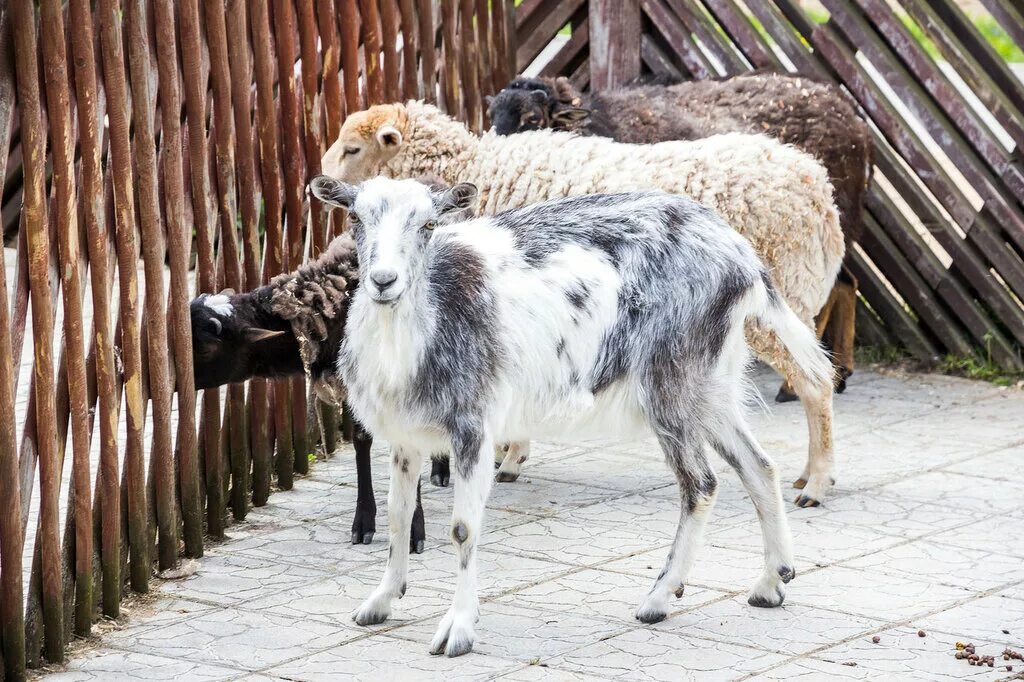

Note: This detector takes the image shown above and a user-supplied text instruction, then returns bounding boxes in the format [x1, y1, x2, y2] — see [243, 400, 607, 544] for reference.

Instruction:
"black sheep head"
[190, 291, 301, 389]
[487, 76, 591, 135]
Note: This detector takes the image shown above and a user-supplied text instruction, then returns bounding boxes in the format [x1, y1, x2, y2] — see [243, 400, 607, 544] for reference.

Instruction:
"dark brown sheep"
[488, 73, 871, 398]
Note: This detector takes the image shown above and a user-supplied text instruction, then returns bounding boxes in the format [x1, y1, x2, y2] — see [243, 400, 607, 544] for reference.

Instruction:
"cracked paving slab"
[37, 368, 1024, 680]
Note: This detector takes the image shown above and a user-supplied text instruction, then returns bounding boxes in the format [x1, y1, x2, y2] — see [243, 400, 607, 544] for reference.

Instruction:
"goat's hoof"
[351, 507, 377, 545]
[635, 607, 668, 624]
[495, 470, 520, 483]
[352, 598, 391, 626]
[748, 586, 785, 608]
[777, 566, 796, 584]
[793, 477, 807, 490]
[430, 610, 476, 657]
[430, 473, 449, 487]
[774, 385, 799, 403]
[410, 539, 425, 554]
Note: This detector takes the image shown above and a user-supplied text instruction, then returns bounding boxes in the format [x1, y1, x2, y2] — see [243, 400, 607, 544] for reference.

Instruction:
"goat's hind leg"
[636, 425, 718, 624]
[710, 413, 795, 608]
[352, 447, 423, 625]
[495, 440, 530, 483]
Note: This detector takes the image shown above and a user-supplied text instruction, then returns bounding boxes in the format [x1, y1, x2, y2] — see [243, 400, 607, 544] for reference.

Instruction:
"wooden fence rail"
[0, 1, 514, 675]
[517, 0, 1024, 371]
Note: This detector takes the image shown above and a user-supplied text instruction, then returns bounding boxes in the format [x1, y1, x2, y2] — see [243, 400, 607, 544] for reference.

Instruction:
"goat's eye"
[343, 146, 361, 157]
[348, 212, 361, 225]
[423, 220, 437, 231]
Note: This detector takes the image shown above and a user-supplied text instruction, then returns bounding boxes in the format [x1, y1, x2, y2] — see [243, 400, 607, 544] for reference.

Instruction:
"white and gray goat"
[309, 175, 833, 657]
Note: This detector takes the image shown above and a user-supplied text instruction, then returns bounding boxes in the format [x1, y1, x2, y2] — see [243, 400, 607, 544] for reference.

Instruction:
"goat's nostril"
[370, 269, 398, 291]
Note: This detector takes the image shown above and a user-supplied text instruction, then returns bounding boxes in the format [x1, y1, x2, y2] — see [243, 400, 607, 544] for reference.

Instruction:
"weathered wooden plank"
[297, 0, 328, 255]
[338, 0, 363, 113]
[418, 0, 437, 102]
[380, 0, 402, 102]
[701, 0, 783, 70]
[398, 0, 419, 99]
[640, 33, 685, 80]
[518, 0, 584, 74]
[641, 0, 712, 80]
[663, 0, 746, 74]
[540, 16, 589, 79]
[589, 0, 640, 90]
[440, 0, 460, 114]
[359, 0, 386, 104]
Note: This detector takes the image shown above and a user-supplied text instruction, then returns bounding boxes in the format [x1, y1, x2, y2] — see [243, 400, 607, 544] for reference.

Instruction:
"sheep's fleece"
[322, 100, 845, 340]
[268, 235, 359, 403]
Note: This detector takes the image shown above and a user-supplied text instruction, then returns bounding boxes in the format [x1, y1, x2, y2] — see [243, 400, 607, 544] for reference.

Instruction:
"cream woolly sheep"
[321, 101, 844, 507]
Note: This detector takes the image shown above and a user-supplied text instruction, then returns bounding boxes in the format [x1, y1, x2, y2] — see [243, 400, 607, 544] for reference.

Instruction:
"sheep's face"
[487, 77, 592, 135]
[486, 87, 552, 135]
[309, 175, 477, 305]
[190, 294, 289, 389]
[322, 104, 408, 183]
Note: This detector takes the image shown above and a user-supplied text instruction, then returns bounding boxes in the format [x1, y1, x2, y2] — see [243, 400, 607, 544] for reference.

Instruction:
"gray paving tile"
[44, 650, 244, 681]
[266, 634, 520, 681]
[157, 553, 333, 606]
[551, 627, 787, 681]
[112, 607, 363, 671]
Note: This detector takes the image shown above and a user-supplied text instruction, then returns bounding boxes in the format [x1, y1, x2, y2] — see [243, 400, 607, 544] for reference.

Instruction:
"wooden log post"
[0, 5, 27, 675]
[251, 0, 295, 494]
[39, 0, 95, 637]
[153, 0, 203, 558]
[588, 0, 640, 90]
[12, 0, 66, 662]
[179, 0, 227, 537]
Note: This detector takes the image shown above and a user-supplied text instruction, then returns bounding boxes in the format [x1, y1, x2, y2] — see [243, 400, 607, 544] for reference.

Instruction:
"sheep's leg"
[430, 429, 494, 657]
[351, 422, 377, 545]
[430, 454, 450, 487]
[751, 331, 836, 507]
[828, 274, 858, 394]
[710, 413, 795, 608]
[789, 369, 835, 508]
[635, 426, 717, 625]
[352, 447, 423, 625]
[495, 440, 530, 483]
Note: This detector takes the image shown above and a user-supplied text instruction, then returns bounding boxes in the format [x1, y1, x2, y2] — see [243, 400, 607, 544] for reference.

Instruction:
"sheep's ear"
[434, 182, 478, 216]
[376, 124, 403, 148]
[219, 288, 236, 296]
[529, 89, 549, 104]
[551, 106, 591, 125]
[243, 327, 287, 343]
[484, 95, 495, 107]
[309, 175, 358, 209]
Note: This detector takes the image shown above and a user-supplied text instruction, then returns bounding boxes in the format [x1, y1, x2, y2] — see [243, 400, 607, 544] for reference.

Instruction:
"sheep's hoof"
[774, 385, 799, 403]
[794, 494, 821, 508]
[351, 507, 377, 545]
[835, 367, 853, 394]
[495, 470, 520, 483]
[430, 459, 450, 487]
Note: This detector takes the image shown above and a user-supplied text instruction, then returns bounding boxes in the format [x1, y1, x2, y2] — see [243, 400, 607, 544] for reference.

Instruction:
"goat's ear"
[529, 89, 549, 104]
[309, 175, 358, 209]
[243, 327, 287, 343]
[376, 124, 403, 148]
[551, 106, 591, 125]
[434, 182, 478, 215]
[219, 287, 236, 297]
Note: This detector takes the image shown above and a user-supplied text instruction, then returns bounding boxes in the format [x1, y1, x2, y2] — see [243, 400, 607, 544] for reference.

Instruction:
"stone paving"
[41, 366, 1024, 681]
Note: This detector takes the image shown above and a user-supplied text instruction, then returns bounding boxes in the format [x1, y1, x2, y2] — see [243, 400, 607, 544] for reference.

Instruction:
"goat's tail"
[749, 272, 834, 391]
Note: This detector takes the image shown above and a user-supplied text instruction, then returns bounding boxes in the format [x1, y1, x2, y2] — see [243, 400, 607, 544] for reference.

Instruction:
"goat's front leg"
[351, 423, 377, 545]
[430, 428, 494, 657]
[352, 447, 423, 625]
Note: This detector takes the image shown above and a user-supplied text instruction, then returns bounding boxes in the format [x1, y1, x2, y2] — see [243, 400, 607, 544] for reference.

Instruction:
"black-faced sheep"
[190, 236, 425, 553]
[310, 174, 832, 657]
[488, 72, 870, 398]
[321, 101, 843, 507]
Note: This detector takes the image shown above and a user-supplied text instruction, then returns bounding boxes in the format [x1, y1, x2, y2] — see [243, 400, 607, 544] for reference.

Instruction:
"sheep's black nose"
[370, 268, 398, 291]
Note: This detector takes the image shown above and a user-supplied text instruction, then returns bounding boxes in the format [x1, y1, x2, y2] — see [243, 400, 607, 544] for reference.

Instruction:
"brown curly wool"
[267, 234, 360, 403]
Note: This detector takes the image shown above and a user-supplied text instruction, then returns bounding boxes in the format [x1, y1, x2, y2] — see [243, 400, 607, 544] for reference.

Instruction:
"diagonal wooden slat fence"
[0, 1, 514, 675]
[518, 0, 1024, 371]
